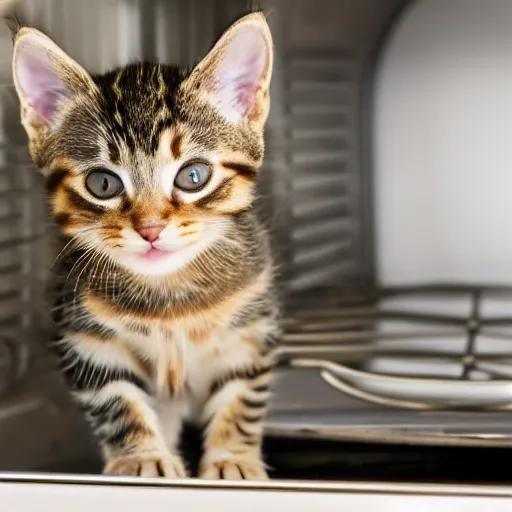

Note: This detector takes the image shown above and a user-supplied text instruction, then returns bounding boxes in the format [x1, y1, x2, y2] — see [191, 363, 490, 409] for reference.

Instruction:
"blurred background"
[1, 0, 512, 482]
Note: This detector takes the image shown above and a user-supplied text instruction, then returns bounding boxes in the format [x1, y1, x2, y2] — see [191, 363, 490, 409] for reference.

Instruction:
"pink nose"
[138, 226, 164, 243]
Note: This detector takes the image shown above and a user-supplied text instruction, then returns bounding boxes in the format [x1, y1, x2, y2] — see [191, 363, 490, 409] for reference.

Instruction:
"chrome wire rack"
[279, 284, 512, 411]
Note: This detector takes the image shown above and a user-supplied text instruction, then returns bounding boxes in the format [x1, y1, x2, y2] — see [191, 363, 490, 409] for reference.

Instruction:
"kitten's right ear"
[11, 27, 97, 143]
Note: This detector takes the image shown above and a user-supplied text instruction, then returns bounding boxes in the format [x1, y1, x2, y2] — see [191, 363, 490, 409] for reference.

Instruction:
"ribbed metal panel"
[286, 49, 357, 290]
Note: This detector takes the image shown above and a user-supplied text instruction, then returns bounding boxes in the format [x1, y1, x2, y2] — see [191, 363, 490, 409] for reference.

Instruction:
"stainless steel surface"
[2, 471, 512, 496]
[291, 358, 512, 410]
[0, 0, 511, 486]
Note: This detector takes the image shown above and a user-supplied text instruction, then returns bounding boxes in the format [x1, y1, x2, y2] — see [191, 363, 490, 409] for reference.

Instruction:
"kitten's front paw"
[104, 454, 187, 478]
[199, 455, 268, 480]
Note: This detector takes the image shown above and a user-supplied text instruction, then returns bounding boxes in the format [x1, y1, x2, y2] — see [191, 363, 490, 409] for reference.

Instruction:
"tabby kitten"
[9, 12, 279, 479]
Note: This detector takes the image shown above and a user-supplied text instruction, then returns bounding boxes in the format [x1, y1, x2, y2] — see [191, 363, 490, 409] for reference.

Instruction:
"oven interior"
[1, 0, 512, 484]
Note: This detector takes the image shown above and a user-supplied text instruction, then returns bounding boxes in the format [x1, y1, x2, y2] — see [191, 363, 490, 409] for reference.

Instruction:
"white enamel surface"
[1, 479, 512, 511]
[375, 0, 512, 285]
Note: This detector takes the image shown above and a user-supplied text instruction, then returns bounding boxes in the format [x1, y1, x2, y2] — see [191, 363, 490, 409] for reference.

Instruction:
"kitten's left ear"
[187, 12, 273, 126]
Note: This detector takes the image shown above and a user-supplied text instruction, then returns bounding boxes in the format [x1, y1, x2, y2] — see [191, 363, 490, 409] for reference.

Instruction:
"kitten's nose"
[138, 226, 164, 243]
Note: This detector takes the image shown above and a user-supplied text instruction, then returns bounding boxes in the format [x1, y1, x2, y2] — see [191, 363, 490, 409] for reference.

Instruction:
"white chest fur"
[119, 321, 257, 405]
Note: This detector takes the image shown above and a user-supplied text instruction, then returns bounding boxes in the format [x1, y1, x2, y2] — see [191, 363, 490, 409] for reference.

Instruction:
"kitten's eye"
[174, 162, 212, 192]
[85, 170, 124, 199]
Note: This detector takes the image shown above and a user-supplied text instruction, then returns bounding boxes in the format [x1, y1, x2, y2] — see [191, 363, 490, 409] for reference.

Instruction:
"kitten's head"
[10, 13, 273, 277]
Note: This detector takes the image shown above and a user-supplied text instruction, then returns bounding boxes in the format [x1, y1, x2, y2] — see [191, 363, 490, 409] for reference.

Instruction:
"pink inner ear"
[231, 50, 266, 115]
[16, 42, 70, 122]
[209, 25, 269, 122]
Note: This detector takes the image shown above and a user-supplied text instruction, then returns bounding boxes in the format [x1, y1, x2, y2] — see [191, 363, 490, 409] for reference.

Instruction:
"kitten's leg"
[199, 335, 276, 480]
[53, 335, 187, 478]
[199, 374, 272, 480]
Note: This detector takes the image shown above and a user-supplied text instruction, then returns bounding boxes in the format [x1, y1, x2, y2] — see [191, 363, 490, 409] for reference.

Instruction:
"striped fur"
[10, 12, 279, 480]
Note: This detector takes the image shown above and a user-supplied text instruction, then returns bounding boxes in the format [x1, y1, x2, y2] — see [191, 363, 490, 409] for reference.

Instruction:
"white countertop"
[1, 474, 512, 511]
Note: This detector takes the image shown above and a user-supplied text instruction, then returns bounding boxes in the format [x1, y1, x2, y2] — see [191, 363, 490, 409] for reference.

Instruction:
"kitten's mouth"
[141, 247, 173, 261]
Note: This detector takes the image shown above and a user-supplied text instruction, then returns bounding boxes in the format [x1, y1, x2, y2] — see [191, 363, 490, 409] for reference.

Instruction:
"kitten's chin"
[113, 237, 216, 276]
[117, 249, 192, 276]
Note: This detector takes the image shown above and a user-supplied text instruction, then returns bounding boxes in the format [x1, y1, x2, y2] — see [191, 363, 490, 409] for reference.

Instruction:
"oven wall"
[375, 0, 512, 285]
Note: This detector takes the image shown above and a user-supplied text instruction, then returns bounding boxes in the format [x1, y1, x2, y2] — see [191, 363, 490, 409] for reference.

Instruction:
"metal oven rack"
[280, 285, 512, 412]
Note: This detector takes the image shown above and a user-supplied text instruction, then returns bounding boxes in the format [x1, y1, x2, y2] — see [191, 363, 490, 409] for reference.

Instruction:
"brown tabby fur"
[9, 11, 280, 479]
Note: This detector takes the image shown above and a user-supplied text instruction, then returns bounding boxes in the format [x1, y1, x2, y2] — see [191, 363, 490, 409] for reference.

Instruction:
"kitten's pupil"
[190, 170, 199, 184]
[85, 170, 124, 199]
